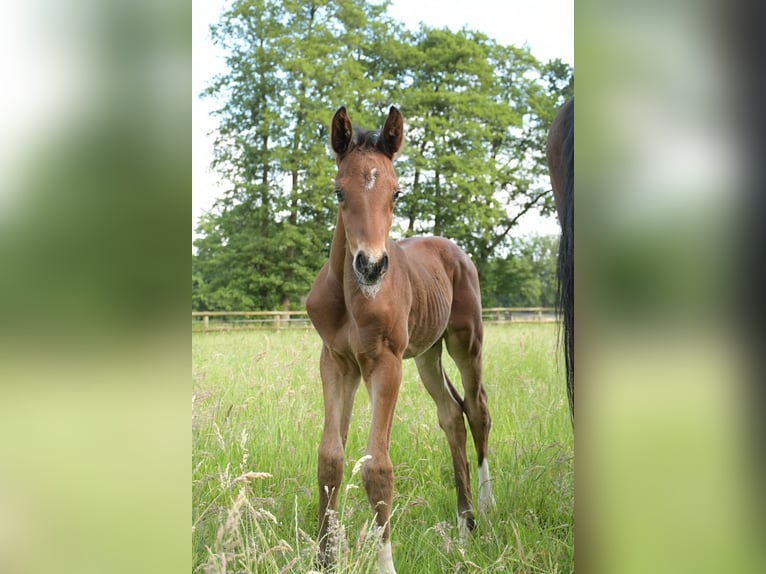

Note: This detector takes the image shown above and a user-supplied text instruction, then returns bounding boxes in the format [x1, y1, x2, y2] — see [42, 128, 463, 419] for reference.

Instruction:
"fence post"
[203, 315, 209, 333]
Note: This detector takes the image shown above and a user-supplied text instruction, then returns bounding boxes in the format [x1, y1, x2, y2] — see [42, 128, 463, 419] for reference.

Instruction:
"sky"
[192, 0, 573, 237]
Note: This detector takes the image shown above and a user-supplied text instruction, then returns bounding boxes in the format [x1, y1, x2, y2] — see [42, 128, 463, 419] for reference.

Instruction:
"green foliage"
[481, 234, 560, 308]
[193, 0, 573, 311]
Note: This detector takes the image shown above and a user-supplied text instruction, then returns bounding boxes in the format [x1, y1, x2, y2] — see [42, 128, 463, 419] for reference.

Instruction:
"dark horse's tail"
[556, 101, 574, 424]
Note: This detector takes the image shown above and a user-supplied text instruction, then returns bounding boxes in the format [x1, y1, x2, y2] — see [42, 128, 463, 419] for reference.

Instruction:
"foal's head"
[331, 106, 404, 291]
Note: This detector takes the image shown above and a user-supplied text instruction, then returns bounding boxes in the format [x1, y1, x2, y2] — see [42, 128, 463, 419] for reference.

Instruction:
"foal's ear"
[381, 106, 404, 159]
[331, 106, 353, 157]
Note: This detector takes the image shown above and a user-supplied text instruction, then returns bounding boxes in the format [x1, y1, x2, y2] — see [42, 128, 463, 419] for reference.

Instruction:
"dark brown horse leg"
[359, 351, 402, 574]
[414, 342, 474, 538]
[317, 346, 360, 568]
[446, 325, 495, 516]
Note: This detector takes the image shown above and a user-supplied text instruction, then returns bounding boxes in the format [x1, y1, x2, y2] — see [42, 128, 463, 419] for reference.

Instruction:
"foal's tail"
[556, 101, 574, 424]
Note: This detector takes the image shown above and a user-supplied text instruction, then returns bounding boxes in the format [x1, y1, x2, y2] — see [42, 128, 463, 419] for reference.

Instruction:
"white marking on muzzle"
[353, 247, 387, 299]
[360, 282, 382, 299]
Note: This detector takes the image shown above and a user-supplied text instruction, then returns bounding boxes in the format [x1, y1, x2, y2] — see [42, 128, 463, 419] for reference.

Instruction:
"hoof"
[457, 510, 476, 542]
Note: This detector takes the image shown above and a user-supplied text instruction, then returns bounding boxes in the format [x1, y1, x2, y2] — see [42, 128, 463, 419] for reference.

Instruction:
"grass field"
[192, 324, 573, 573]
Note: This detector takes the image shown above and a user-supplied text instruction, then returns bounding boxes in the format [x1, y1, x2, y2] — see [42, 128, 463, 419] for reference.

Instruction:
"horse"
[546, 97, 574, 423]
[306, 106, 495, 573]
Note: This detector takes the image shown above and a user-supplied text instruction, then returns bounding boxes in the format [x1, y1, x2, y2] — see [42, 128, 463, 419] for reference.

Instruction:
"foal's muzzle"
[353, 251, 389, 285]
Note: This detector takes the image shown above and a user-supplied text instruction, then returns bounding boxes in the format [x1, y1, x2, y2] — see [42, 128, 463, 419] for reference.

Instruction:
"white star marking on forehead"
[364, 168, 377, 191]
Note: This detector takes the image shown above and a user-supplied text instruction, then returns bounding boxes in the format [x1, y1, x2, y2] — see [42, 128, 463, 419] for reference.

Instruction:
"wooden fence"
[192, 307, 557, 333]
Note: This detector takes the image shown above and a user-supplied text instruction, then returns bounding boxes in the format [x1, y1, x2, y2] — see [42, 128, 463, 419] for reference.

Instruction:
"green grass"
[192, 324, 573, 573]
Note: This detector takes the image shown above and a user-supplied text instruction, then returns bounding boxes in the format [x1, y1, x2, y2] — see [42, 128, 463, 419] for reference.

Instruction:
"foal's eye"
[335, 190, 345, 203]
[393, 189, 402, 201]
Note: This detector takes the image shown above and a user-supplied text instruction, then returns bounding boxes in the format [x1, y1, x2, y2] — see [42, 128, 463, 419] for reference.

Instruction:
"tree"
[194, 0, 401, 310]
[193, 1, 573, 310]
[379, 26, 572, 283]
[481, 234, 559, 308]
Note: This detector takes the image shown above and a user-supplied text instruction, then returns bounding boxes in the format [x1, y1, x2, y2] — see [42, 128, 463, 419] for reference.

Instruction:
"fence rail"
[192, 307, 557, 333]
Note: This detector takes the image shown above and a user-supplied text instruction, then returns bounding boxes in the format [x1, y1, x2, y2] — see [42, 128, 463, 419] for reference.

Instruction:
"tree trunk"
[433, 170, 442, 236]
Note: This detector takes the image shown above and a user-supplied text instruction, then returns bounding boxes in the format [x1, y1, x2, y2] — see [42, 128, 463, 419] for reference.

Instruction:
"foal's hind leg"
[317, 346, 361, 567]
[414, 342, 474, 538]
[445, 318, 495, 516]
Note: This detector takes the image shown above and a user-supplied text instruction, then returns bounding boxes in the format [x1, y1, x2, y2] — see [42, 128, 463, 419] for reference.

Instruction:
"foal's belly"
[339, 301, 449, 361]
[403, 306, 451, 359]
[397, 237, 457, 359]
[403, 336, 441, 360]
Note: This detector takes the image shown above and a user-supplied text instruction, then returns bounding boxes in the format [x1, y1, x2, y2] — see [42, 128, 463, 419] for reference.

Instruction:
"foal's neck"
[328, 210, 346, 280]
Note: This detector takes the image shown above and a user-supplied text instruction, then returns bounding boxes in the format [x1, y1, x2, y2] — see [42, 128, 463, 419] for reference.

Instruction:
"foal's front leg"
[359, 350, 402, 574]
[317, 347, 360, 568]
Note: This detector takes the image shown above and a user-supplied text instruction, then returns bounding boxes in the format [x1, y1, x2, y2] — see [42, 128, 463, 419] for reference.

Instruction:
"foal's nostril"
[354, 251, 388, 284]
[368, 253, 388, 282]
[354, 252, 368, 275]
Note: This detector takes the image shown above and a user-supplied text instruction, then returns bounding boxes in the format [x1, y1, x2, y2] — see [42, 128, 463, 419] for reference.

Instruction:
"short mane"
[351, 127, 386, 154]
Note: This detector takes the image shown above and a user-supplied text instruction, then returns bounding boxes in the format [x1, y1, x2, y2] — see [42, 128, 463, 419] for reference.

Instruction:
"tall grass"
[192, 324, 573, 573]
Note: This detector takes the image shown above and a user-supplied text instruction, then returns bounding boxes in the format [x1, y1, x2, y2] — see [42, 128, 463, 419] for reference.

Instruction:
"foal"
[306, 106, 494, 573]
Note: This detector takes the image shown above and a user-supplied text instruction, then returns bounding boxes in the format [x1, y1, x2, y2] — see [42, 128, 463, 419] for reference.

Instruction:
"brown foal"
[306, 106, 494, 573]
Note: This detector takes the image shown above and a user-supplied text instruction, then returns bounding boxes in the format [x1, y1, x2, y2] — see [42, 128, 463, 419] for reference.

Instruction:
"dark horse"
[306, 106, 495, 573]
[546, 97, 574, 423]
